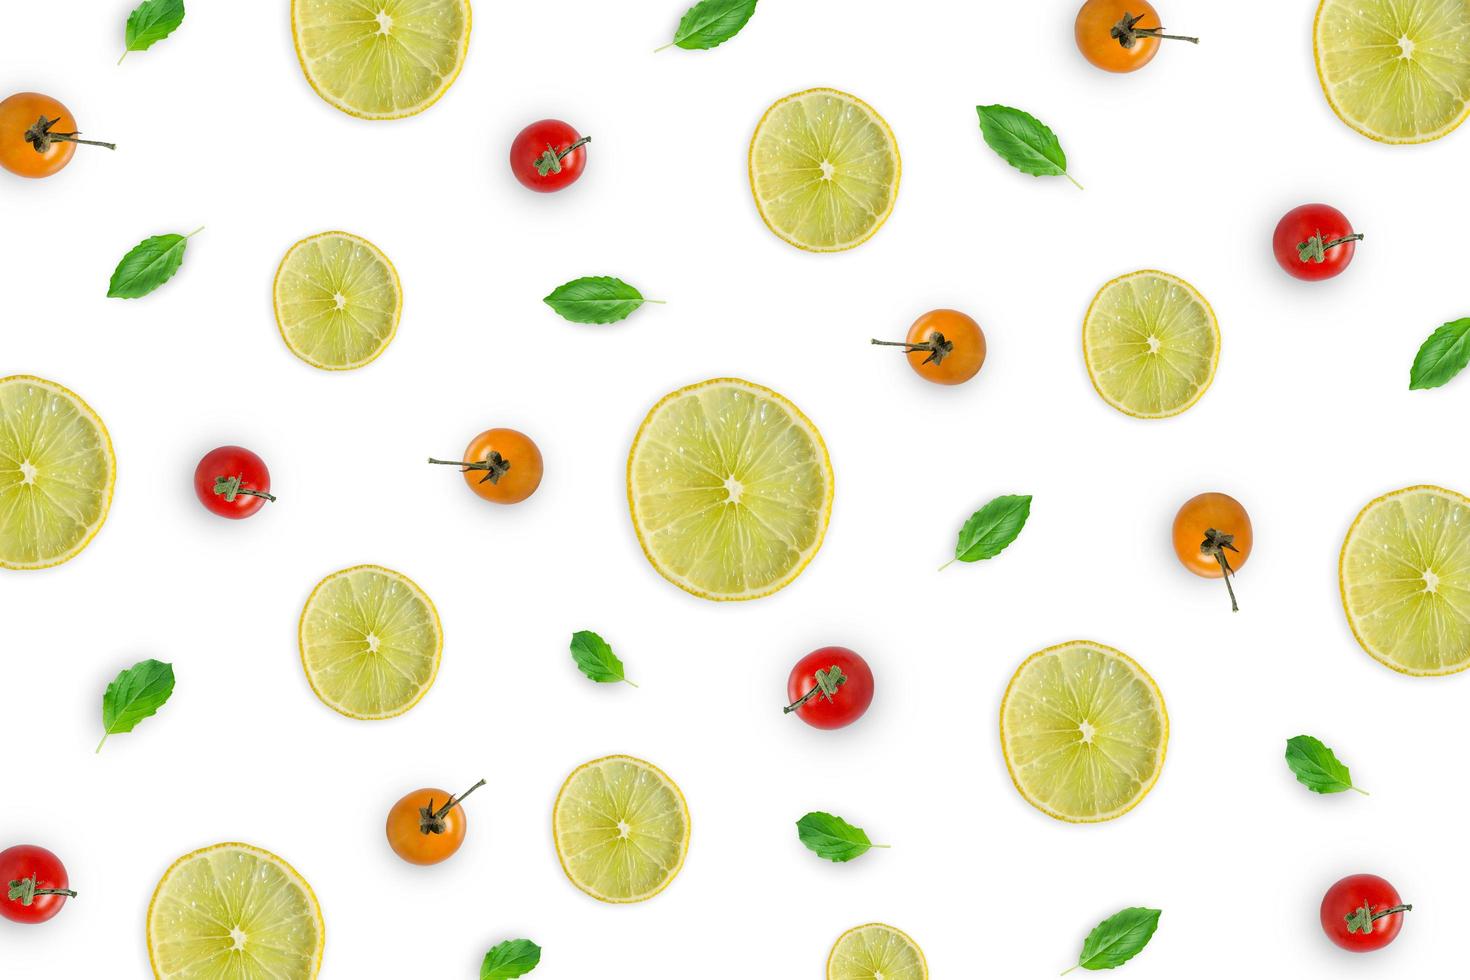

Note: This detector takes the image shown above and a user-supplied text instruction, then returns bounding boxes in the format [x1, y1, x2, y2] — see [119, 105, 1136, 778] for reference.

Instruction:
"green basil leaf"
[98, 659, 175, 752]
[948, 494, 1031, 566]
[795, 811, 883, 863]
[107, 229, 199, 298]
[664, 0, 758, 51]
[481, 939, 541, 979]
[975, 105, 1080, 189]
[122, 0, 185, 61]
[1074, 907, 1161, 972]
[1409, 318, 1470, 390]
[570, 630, 635, 686]
[1285, 735, 1364, 795]
[543, 276, 658, 324]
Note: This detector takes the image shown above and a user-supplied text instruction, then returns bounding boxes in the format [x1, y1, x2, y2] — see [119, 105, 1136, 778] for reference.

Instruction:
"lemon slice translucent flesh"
[274, 232, 402, 371]
[292, 0, 471, 120]
[0, 376, 114, 570]
[628, 378, 833, 601]
[1083, 270, 1218, 419]
[827, 923, 928, 980]
[1340, 485, 1470, 675]
[553, 755, 690, 903]
[1314, 0, 1470, 144]
[299, 564, 442, 719]
[1001, 641, 1168, 823]
[749, 88, 901, 252]
[147, 842, 323, 980]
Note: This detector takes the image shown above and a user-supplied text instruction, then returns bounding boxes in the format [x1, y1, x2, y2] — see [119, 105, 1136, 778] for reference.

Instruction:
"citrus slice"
[627, 378, 833, 601]
[147, 842, 324, 980]
[1340, 485, 1470, 675]
[291, 0, 471, 120]
[1082, 269, 1219, 419]
[298, 564, 442, 719]
[274, 231, 402, 371]
[1314, 0, 1470, 144]
[0, 376, 115, 570]
[827, 923, 928, 980]
[749, 88, 901, 252]
[553, 755, 689, 903]
[1000, 641, 1168, 823]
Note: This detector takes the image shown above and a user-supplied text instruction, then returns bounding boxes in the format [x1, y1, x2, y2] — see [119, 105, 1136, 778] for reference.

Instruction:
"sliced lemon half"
[627, 378, 833, 601]
[0, 375, 114, 570]
[1082, 269, 1218, 419]
[552, 754, 690, 903]
[749, 88, 901, 252]
[1314, 0, 1470, 144]
[147, 842, 324, 980]
[299, 564, 442, 719]
[1000, 640, 1168, 823]
[827, 923, 928, 980]
[1340, 485, 1470, 675]
[292, 0, 472, 120]
[274, 231, 402, 371]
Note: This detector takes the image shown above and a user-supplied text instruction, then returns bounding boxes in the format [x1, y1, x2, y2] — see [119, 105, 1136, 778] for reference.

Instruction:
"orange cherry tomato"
[872, 309, 986, 385]
[386, 779, 485, 866]
[1074, 0, 1197, 74]
[1172, 492, 1252, 612]
[429, 428, 543, 504]
[0, 93, 114, 178]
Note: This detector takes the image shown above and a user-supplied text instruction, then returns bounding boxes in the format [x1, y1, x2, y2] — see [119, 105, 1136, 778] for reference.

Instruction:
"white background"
[2, 1, 1466, 976]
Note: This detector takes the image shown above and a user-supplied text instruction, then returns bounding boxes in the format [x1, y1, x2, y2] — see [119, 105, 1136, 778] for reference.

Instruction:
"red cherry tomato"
[1320, 873, 1410, 952]
[784, 646, 874, 730]
[0, 845, 75, 924]
[1273, 203, 1362, 281]
[194, 446, 275, 519]
[509, 119, 589, 192]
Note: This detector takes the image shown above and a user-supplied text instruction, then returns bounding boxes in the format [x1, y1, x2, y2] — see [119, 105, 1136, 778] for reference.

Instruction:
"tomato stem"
[419, 778, 487, 835]
[1297, 230, 1364, 264]
[870, 332, 954, 366]
[533, 136, 591, 177]
[6, 874, 77, 906]
[1111, 13, 1198, 48]
[24, 115, 115, 153]
[1345, 901, 1411, 934]
[783, 665, 847, 714]
[428, 453, 511, 485]
[213, 475, 276, 504]
[1200, 528, 1240, 612]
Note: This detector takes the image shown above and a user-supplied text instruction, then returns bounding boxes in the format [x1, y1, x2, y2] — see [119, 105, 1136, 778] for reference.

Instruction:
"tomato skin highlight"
[785, 646, 874, 730]
[1273, 203, 1360, 281]
[509, 119, 588, 192]
[0, 845, 74, 924]
[1321, 874, 1409, 952]
[194, 446, 274, 519]
[431, 428, 544, 504]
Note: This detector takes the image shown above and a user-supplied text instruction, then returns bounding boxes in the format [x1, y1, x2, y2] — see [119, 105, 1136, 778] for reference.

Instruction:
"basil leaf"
[664, 0, 758, 51]
[1409, 318, 1470, 390]
[975, 105, 1081, 189]
[122, 0, 185, 62]
[481, 939, 541, 979]
[107, 228, 200, 298]
[946, 494, 1031, 567]
[1285, 735, 1365, 795]
[795, 811, 883, 863]
[98, 659, 175, 753]
[570, 630, 636, 686]
[543, 276, 659, 324]
[1072, 907, 1161, 972]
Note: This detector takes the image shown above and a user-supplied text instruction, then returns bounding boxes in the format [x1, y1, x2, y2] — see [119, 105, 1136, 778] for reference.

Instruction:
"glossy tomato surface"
[387, 785, 480, 865]
[0, 93, 76, 178]
[509, 119, 588, 192]
[0, 845, 73, 924]
[1075, 0, 1165, 73]
[1172, 492, 1252, 578]
[435, 428, 544, 504]
[1321, 874, 1409, 952]
[785, 646, 874, 730]
[902, 309, 986, 385]
[1273, 203, 1359, 281]
[194, 445, 274, 519]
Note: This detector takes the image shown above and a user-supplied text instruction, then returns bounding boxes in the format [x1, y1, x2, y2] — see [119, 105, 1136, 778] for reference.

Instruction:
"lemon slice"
[1082, 269, 1218, 419]
[1314, 0, 1470, 144]
[827, 923, 928, 980]
[1000, 641, 1168, 823]
[627, 378, 833, 601]
[749, 88, 901, 252]
[147, 842, 324, 980]
[291, 0, 471, 120]
[1340, 485, 1470, 675]
[299, 564, 442, 719]
[274, 231, 402, 371]
[0, 376, 114, 570]
[552, 754, 690, 904]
